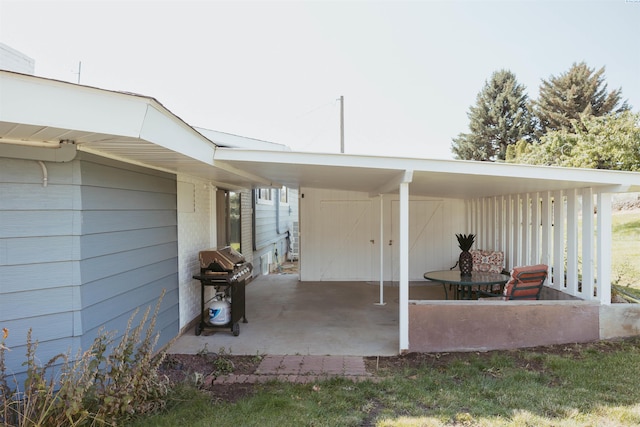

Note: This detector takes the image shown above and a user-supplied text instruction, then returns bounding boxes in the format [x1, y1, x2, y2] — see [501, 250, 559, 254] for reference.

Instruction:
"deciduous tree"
[506, 111, 640, 171]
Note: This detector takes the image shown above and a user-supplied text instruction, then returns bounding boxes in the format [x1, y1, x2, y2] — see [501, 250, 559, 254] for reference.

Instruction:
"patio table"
[423, 270, 510, 300]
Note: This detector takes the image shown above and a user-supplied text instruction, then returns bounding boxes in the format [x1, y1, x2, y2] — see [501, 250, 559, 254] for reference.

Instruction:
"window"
[229, 191, 241, 253]
[280, 186, 289, 204]
[217, 190, 242, 252]
[257, 188, 273, 204]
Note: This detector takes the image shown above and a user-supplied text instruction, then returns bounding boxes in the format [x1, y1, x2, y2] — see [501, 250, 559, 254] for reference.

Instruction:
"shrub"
[1, 290, 174, 426]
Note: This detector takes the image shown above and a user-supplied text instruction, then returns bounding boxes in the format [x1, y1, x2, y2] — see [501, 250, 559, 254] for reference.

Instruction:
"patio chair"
[478, 264, 548, 300]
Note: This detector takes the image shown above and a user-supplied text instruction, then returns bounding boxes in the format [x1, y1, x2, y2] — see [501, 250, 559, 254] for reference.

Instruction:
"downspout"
[276, 189, 281, 234]
[37, 161, 48, 187]
[252, 189, 257, 251]
[275, 189, 282, 267]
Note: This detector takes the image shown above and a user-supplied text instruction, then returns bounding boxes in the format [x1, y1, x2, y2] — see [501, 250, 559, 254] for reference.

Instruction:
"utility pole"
[339, 95, 344, 153]
[75, 61, 82, 84]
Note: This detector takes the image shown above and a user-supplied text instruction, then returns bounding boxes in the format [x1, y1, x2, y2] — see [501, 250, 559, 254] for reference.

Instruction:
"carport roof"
[2, 70, 640, 198]
[213, 148, 640, 199]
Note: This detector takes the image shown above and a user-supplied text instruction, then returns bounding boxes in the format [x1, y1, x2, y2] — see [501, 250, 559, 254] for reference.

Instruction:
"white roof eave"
[3, 71, 640, 199]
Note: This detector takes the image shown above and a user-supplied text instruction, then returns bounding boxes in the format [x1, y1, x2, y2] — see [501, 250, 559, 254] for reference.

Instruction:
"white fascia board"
[0, 72, 148, 137]
[214, 148, 640, 191]
[139, 105, 216, 164]
[195, 127, 291, 151]
[1, 71, 218, 165]
[429, 159, 640, 190]
[213, 148, 405, 170]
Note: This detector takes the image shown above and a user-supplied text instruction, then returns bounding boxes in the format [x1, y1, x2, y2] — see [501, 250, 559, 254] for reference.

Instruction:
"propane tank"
[209, 299, 231, 325]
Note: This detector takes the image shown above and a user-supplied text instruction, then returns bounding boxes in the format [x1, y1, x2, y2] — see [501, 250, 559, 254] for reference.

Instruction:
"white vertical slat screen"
[467, 186, 607, 301]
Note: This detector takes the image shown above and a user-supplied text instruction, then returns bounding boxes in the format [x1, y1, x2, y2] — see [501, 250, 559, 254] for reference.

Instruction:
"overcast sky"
[1, 0, 639, 159]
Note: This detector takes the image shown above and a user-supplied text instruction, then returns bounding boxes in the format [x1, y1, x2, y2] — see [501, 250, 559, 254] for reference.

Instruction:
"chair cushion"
[503, 264, 548, 300]
[471, 250, 504, 274]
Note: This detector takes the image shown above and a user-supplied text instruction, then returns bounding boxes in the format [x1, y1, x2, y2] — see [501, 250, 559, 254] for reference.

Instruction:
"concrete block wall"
[409, 300, 600, 352]
[599, 304, 640, 339]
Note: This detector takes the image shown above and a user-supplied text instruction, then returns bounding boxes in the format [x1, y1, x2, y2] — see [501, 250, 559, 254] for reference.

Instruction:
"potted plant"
[456, 233, 476, 276]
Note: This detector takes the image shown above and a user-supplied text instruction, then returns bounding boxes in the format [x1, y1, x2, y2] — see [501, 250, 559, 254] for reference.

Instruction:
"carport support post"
[399, 180, 410, 352]
[375, 194, 386, 305]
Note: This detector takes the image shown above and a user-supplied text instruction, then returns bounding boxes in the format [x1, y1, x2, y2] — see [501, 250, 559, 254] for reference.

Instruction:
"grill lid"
[199, 246, 246, 271]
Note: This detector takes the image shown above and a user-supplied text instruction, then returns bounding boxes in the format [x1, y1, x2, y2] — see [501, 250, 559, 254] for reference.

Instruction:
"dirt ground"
[159, 337, 639, 403]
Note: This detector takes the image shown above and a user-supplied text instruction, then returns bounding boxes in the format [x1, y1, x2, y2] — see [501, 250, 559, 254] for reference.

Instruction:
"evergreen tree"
[533, 62, 629, 135]
[451, 70, 534, 161]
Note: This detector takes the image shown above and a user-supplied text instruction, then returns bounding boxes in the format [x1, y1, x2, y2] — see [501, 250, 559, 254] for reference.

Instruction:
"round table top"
[423, 269, 510, 285]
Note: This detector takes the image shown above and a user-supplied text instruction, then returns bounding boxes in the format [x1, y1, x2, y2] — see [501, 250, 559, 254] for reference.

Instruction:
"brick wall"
[177, 176, 214, 330]
[241, 191, 254, 264]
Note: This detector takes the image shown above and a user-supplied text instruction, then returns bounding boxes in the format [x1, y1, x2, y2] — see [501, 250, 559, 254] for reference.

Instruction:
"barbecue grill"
[192, 246, 252, 336]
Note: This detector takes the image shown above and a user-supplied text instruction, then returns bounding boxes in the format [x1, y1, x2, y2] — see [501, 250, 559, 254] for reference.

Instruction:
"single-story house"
[2, 69, 640, 380]
[0, 70, 296, 379]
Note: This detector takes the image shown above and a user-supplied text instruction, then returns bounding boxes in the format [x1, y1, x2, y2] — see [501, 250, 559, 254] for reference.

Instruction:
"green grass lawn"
[132, 339, 640, 427]
[127, 210, 640, 426]
[612, 210, 640, 288]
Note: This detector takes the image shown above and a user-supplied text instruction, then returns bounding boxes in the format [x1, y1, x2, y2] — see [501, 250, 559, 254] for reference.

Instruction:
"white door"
[313, 200, 373, 281]
[391, 200, 445, 281]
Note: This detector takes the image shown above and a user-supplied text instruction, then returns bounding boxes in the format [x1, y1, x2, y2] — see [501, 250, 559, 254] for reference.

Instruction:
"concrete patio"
[169, 254, 640, 357]
[167, 270, 619, 357]
[168, 272, 445, 357]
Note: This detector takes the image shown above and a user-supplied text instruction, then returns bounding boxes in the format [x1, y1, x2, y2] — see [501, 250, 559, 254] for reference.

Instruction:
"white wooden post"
[376, 194, 385, 305]
[597, 192, 612, 304]
[566, 189, 578, 295]
[522, 193, 531, 265]
[399, 180, 410, 352]
[531, 193, 540, 265]
[515, 194, 521, 266]
[487, 197, 500, 247]
[582, 188, 595, 299]
[553, 191, 565, 290]
[541, 191, 553, 276]
[497, 196, 505, 253]
[506, 195, 514, 269]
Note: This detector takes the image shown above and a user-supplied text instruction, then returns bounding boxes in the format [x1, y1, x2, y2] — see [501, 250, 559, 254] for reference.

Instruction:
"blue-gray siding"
[0, 153, 179, 379]
[78, 154, 179, 349]
[253, 189, 298, 272]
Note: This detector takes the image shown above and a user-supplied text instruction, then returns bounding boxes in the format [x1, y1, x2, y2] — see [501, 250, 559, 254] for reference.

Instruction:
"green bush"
[1, 290, 173, 426]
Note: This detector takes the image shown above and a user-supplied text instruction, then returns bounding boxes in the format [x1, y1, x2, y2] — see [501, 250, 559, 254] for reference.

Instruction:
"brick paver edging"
[207, 355, 382, 385]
